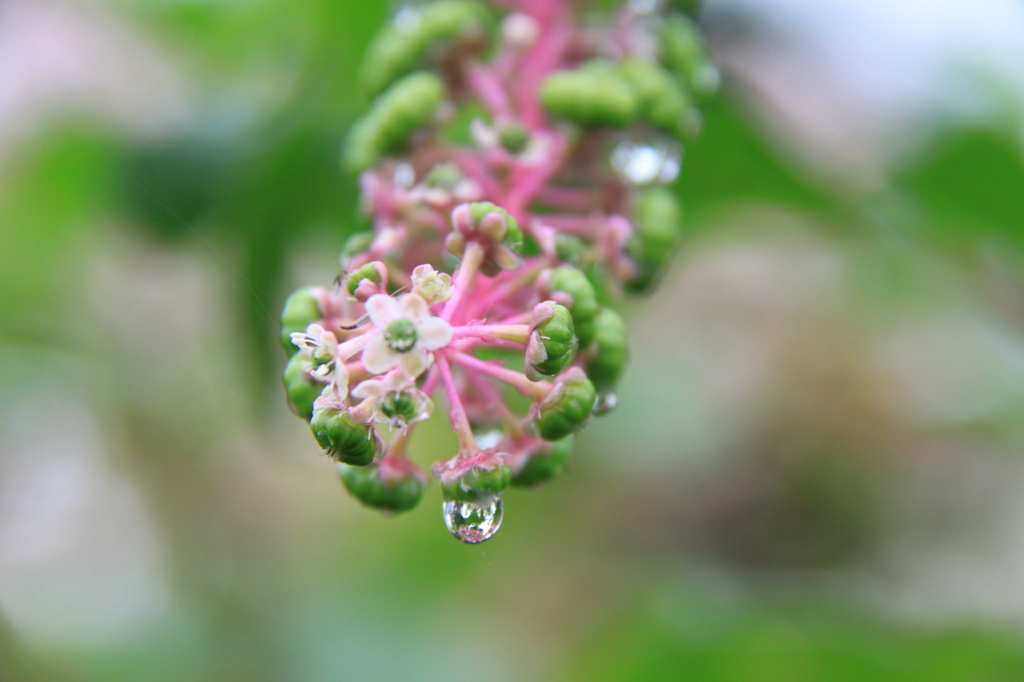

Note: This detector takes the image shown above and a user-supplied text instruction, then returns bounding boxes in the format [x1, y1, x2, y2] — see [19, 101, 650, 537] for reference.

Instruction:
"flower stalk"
[278, 0, 716, 542]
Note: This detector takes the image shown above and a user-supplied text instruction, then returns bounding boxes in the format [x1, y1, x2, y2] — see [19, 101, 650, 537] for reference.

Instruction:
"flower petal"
[416, 316, 453, 350]
[400, 293, 429, 321]
[491, 244, 524, 271]
[409, 390, 434, 420]
[398, 346, 429, 377]
[351, 378, 385, 399]
[382, 372, 414, 392]
[311, 363, 334, 382]
[332, 362, 350, 401]
[291, 331, 315, 354]
[362, 334, 400, 374]
[366, 294, 400, 328]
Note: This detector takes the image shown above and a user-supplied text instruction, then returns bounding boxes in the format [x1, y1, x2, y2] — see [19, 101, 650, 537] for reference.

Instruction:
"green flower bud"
[361, 0, 490, 96]
[466, 202, 521, 243]
[310, 404, 383, 466]
[554, 233, 586, 267]
[511, 436, 573, 488]
[283, 353, 324, 421]
[450, 201, 524, 273]
[423, 162, 465, 190]
[339, 458, 427, 514]
[525, 301, 578, 380]
[280, 287, 323, 354]
[498, 122, 530, 154]
[617, 57, 698, 138]
[345, 261, 387, 300]
[541, 266, 599, 348]
[584, 308, 627, 389]
[339, 231, 375, 268]
[343, 72, 446, 173]
[659, 14, 720, 95]
[626, 187, 683, 293]
[539, 62, 639, 128]
[533, 368, 596, 441]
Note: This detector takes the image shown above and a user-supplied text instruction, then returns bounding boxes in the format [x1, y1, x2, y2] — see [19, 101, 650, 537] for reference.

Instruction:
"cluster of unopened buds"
[280, 0, 716, 542]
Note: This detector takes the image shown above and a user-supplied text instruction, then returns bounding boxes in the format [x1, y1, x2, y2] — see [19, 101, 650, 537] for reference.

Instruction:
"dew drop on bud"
[593, 390, 618, 415]
[393, 162, 415, 188]
[693, 63, 722, 95]
[443, 494, 504, 543]
[611, 139, 681, 186]
[391, 1, 426, 33]
[627, 0, 663, 15]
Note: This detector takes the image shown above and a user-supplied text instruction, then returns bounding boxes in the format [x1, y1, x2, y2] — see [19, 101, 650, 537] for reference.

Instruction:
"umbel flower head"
[278, 0, 716, 543]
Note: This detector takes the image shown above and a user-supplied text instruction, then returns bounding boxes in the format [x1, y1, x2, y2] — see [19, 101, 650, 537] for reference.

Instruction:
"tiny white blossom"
[363, 293, 453, 377]
[352, 372, 434, 429]
[291, 324, 337, 359]
[411, 264, 454, 305]
[290, 324, 357, 400]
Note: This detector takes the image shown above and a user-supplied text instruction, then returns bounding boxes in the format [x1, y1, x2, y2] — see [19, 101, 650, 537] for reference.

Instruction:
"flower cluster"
[281, 0, 716, 542]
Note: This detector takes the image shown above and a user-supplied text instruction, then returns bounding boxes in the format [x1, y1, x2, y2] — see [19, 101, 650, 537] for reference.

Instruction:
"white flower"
[291, 323, 337, 359]
[290, 324, 357, 400]
[363, 293, 453, 377]
[411, 264, 454, 305]
[352, 372, 434, 429]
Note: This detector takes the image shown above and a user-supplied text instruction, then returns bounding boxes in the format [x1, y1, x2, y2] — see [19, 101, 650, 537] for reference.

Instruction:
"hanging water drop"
[443, 494, 503, 543]
[611, 139, 681, 186]
[593, 390, 618, 415]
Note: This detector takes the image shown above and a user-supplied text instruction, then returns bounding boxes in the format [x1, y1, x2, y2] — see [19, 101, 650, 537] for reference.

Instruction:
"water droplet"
[693, 63, 721, 95]
[443, 495, 503, 543]
[473, 429, 504, 451]
[628, 0, 663, 15]
[593, 390, 618, 415]
[393, 162, 415, 188]
[392, 5, 422, 33]
[611, 139, 681, 186]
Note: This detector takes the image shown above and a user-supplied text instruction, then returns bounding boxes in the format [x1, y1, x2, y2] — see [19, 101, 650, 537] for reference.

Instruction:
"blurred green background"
[3, 0, 1024, 680]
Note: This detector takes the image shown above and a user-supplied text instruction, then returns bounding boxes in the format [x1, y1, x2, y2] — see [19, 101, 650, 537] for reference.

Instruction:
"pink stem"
[464, 260, 548, 319]
[454, 151, 502, 198]
[465, 369, 525, 435]
[446, 350, 549, 400]
[452, 338, 528, 353]
[534, 186, 599, 211]
[465, 62, 511, 119]
[504, 133, 569, 219]
[421, 364, 440, 396]
[442, 240, 486, 323]
[516, 18, 571, 129]
[451, 324, 529, 343]
[436, 354, 477, 452]
[533, 212, 601, 236]
[386, 427, 413, 459]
